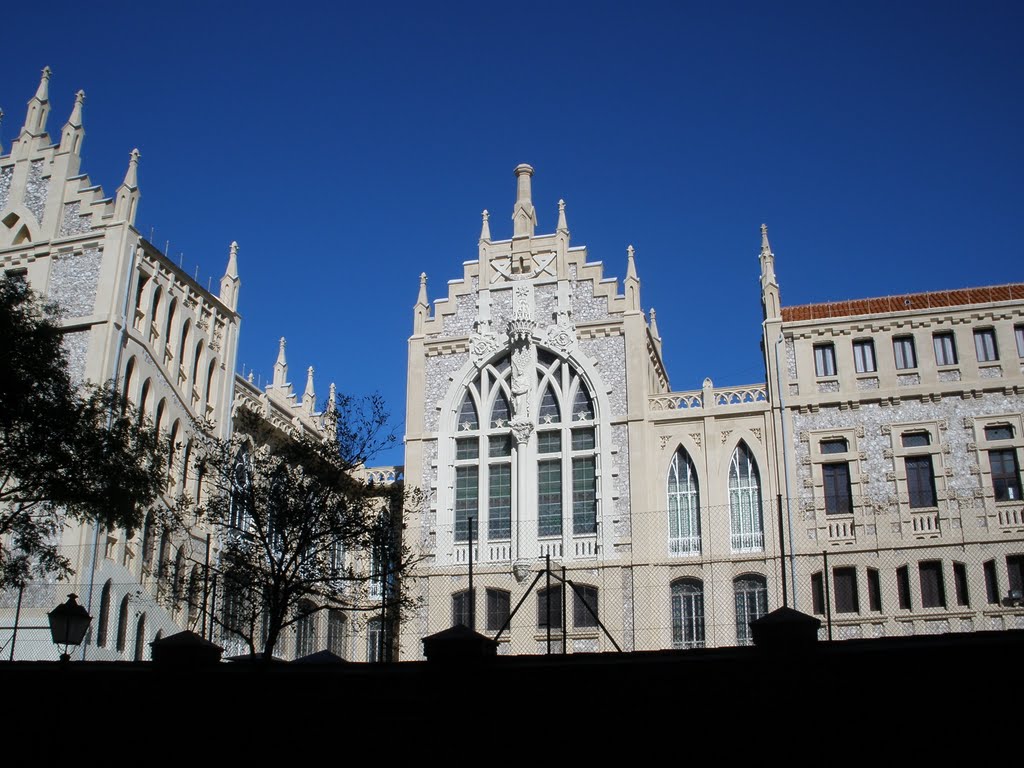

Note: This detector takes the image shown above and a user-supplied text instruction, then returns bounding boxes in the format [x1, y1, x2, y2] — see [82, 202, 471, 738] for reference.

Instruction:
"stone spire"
[303, 366, 316, 414]
[59, 89, 85, 154]
[556, 199, 568, 234]
[273, 337, 288, 387]
[0, 109, 5, 154]
[328, 382, 337, 413]
[759, 224, 781, 321]
[511, 163, 537, 238]
[22, 66, 51, 138]
[219, 241, 241, 311]
[479, 210, 491, 242]
[650, 307, 661, 338]
[413, 272, 429, 334]
[624, 245, 640, 311]
[114, 148, 141, 223]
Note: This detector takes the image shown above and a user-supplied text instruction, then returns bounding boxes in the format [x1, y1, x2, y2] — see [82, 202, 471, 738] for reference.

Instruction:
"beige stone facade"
[401, 164, 1024, 657]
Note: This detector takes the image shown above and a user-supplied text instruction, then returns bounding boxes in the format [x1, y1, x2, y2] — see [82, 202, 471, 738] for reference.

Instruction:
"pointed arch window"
[671, 578, 705, 649]
[668, 448, 701, 555]
[97, 580, 112, 648]
[734, 575, 768, 646]
[729, 443, 764, 552]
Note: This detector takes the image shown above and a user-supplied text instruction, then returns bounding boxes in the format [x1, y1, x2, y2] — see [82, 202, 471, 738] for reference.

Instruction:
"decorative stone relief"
[979, 366, 1003, 379]
[752, 427, 762, 442]
[59, 201, 92, 236]
[469, 332, 502, 367]
[578, 335, 626, 417]
[785, 338, 797, 380]
[720, 430, 732, 444]
[659, 435, 670, 450]
[48, 248, 101, 317]
[689, 432, 702, 449]
[23, 159, 49, 223]
[0, 165, 12, 212]
[423, 352, 469, 433]
[545, 315, 577, 357]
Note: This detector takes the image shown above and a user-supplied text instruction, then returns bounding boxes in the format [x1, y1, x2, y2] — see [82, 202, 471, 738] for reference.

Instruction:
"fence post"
[561, 565, 567, 654]
[822, 550, 833, 641]
[777, 494, 788, 608]
[468, 516, 475, 631]
[545, 554, 551, 655]
[8, 582, 24, 661]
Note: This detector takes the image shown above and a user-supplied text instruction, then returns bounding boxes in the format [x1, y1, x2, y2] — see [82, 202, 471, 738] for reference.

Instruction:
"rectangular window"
[454, 466, 478, 542]
[810, 572, 824, 615]
[933, 332, 958, 366]
[893, 336, 917, 370]
[452, 589, 475, 628]
[814, 343, 837, 377]
[488, 434, 512, 457]
[953, 562, 969, 607]
[455, 437, 478, 460]
[984, 559, 1000, 604]
[486, 588, 511, 631]
[867, 568, 882, 612]
[573, 585, 599, 628]
[974, 328, 999, 362]
[905, 455, 937, 508]
[537, 460, 562, 537]
[896, 565, 912, 610]
[853, 339, 877, 373]
[833, 567, 859, 614]
[919, 561, 946, 608]
[537, 431, 560, 454]
[537, 586, 563, 629]
[571, 428, 596, 451]
[989, 449, 1022, 501]
[572, 456, 597, 535]
[901, 431, 931, 448]
[823, 462, 853, 515]
[1016, 325, 1024, 358]
[985, 424, 1014, 441]
[1008, 555, 1024, 597]
[488, 464, 512, 539]
[820, 438, 848, 454]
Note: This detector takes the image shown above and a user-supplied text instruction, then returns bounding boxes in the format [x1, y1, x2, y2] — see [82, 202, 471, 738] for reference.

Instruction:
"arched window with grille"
[668, 448, 701, 555]
[671, 578, 705, 649]
[729, 442, 764, 552]
[734, 574, 768, 646]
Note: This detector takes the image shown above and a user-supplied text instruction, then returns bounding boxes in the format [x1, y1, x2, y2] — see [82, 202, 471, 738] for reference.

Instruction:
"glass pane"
[571, 386, 594, 421]
[537, 431, 561, 454]
[539, 386, 561, 424]
[571, 428, 596, 451]
[455, 437, 478, 460]
[820, 438, 848, 454]
[488, 434, 512, 457]
[538, 460, 562, 537]
[457, 394, 479, 431]
[572, 456, 597, 535]
[454, 466, 478, 542]
[488, 464, 512, 539]
[490, 391, 511, 427]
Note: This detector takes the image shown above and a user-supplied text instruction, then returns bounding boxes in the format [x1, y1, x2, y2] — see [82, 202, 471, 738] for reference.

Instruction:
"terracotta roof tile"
[781, 283, 1024, 322]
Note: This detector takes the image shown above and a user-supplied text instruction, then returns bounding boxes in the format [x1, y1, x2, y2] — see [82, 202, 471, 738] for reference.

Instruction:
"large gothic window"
[667, 448, 701, 555]
[449, 349, 599, 553]
[671, 578, 705, 649]
[729, 442, 764, 552]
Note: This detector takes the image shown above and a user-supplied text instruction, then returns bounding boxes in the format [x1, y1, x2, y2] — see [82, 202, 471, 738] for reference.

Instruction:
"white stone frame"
[434, 345, 615, 566]
[971, 413, 1024, 506]
[807, 429, 863, 531]
[890, 421, 947, 533]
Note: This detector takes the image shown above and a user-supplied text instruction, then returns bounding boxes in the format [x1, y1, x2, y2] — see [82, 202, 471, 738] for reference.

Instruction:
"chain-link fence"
[5, 498, 1024, 661]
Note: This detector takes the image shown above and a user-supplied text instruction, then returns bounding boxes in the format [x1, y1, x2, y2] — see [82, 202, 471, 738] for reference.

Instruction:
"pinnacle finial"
[122, 148, 140, 188]
[557, 199, 568, 233]
[226, 241, 239, 278]
[23, 66, 52, 136]
[626, 245, 637, 280]
[650, 307, 661, 338]
[512, 163, 537, 238]
[273, 337, 288, 388]
[303, 366, 316, 413]
[36, 67, 52, 100]
[69, 90, 85, 126]
[0, 109, 5, 154]
[760, 223, 772, 256]
[417, 271, 428, 307]
[328, 382, 337, 412]
[480, 209, 491, 242]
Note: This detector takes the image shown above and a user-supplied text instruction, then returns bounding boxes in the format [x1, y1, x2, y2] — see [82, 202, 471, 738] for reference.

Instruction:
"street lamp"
[48, 593, 92, 662]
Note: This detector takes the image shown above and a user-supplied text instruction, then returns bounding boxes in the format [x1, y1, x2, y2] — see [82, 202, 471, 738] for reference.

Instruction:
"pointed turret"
[114, 148, 141, 223]
[273, 337, 288, 388]
[759, 223, 781, 321]
[219, 241, 241, 311]
[649, 307, 661, 339]
[303, 366, 316, 414]
[556, 199, 568, 234]
[511, 163, 537, 238]
[59, 90, 85, 154]
[479, 210, 491, 242]
[22, 66, 51, 138]
[624, 245, 640, 311]
[414, 272, 429, 334]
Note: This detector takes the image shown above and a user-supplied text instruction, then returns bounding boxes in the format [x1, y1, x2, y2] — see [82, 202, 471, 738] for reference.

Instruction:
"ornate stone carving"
[659, 435, 670, 450]
[545, 314, 577, 357]
[752, 427, 762, 442]
[510, 419, 534, 444]
[689, 433, 702, 449]
[720, 430, 732, 444]
[470, 331, 502, 367]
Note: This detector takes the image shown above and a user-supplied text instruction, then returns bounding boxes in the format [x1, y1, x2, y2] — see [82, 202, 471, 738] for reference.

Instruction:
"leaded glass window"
[668, 448, 701, 555]
[729, 443, 763, 552]
[572, 456, 597, 535]
[538, 459, 562, 537]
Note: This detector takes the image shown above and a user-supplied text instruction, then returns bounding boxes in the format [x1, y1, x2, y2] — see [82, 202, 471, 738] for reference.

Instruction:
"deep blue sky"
[3, 2, 1022, 466]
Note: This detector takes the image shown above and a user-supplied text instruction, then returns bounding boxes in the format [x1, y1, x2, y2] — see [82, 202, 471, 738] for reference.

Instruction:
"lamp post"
[48, 593, 92, 662]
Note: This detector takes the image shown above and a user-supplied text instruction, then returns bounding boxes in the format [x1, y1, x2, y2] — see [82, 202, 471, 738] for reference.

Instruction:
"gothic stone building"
[0, 69, 385, 662]
[401, 163, 1024, 657]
